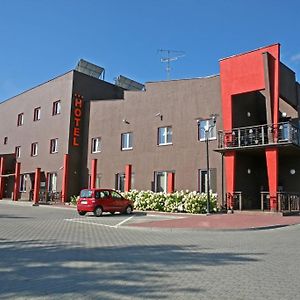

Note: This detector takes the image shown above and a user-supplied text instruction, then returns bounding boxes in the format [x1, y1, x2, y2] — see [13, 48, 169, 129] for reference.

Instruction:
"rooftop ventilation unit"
[115, 75, 144, 91]
[75, 59, 105, 79]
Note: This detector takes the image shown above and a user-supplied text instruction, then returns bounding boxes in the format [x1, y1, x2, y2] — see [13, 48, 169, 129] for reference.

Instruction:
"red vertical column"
[13, 162, 21, 201]
[167, 172, 175, 194]
[33, 168, 41, 206]
[125, 164, 132, 192]
[90, 159, 97, 189]
[0, 157, 4, 199]
[225, 151, 235, 210]
[61, 154, 69, 203]
[265, 149, 278, 211]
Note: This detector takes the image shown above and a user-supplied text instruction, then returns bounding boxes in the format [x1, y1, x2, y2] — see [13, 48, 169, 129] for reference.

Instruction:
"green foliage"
[122, 190, 217, 214]
[70, 195, 79, 206]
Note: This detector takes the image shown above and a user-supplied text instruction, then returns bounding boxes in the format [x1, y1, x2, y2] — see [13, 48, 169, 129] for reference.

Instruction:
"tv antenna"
[158, 49, 185, 80]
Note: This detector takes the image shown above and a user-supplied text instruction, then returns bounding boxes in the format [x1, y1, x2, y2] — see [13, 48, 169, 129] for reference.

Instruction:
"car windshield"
[80, 189, 93, 198]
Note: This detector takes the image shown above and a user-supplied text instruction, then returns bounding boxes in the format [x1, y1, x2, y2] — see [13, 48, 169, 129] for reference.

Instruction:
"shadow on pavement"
[0, 238, 263, 299]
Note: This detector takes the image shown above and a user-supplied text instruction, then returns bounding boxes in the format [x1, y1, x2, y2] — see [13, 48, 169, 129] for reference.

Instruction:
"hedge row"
[122, 190, 217, 214]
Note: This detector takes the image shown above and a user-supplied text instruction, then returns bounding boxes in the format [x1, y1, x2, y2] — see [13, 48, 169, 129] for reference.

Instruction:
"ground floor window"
[154, 171, 168, 192]
[115, 172, 135, 192]
[48, 173, 57, 192]
[198, 168, 216, 193]
[19, 174, 28, 192]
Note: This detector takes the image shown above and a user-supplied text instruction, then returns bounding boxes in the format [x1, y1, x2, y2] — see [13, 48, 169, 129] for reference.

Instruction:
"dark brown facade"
[87, 76, 223, 196]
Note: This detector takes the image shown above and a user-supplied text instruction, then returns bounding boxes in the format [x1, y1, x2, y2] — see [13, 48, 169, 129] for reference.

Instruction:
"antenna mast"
[158, 49, 185, 80]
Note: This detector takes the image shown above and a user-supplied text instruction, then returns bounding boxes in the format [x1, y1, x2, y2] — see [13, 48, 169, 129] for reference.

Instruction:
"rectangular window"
[3, 137, 8, 145]
[50, 138, 58, 153]
[198, 119, 217, 141]
[115, 173, 125, 192]
[198, 168, 217, 193]
[15, 146, 21, 158]
[158, 126, 172, 145]
[20, 174, 28, 192]
[17, 113, 24, 126]
[48, 173, 57, 192]
[31, 142, 38, 156]
[121, 132, 133, 150]
[33, 107, 41, 121]
[52, 100, 61, 115]
[115, 172, 135, 192]
[154, 171, 168, 192]
[91, 137, 101, 153]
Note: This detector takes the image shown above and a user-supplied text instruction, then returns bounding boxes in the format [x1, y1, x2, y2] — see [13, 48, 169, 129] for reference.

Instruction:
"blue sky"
[1, 0, 300, 101]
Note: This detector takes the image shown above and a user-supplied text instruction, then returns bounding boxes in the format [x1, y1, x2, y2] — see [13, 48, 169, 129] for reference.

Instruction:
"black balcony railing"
[218, 122, 300, 150]
[261, 192, 300, 212]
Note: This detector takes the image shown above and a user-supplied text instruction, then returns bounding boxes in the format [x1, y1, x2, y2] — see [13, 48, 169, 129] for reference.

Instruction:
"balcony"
[217, 122, 300, 150]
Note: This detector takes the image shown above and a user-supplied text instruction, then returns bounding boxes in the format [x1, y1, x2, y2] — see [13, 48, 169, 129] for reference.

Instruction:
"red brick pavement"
[129, 212, 300, 230]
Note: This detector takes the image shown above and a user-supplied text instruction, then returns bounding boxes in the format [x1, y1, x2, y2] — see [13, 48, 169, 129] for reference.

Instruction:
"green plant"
[70, 195, 79, 205]
[122, 190, 218, 214]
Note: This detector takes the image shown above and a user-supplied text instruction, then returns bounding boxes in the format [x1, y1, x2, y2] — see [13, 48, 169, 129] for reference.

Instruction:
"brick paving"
[1, 200, 300, 299]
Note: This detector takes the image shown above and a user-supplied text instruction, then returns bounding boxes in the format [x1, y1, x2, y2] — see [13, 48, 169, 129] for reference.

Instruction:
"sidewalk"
[128, 211, 300, 231]
[1, 199, 300, 230]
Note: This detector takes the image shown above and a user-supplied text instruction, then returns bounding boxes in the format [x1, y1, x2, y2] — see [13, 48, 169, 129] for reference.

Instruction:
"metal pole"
[206, 130, 210, 214]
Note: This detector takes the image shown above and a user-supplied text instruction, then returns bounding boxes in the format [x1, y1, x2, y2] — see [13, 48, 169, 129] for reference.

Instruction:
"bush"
[70, 195, 79, 206]
[122, 190, 217, 214]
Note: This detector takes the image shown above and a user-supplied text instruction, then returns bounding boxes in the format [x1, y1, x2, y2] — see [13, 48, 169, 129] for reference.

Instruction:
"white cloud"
[291, 53, 300, 62]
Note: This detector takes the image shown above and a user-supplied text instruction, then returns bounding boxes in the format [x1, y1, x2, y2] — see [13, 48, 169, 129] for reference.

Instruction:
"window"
[33, 107, 41, 121]
[158, 126, 172, 145]
[198, 119, 216, 141]
[91, 137, 101, 153]
[115, 172, 135, 192]
[20, 174, 28, 192]
[48, 173, 57, 192]
[3, 137, 8, 145]
[52, 100, 61, 115]
[154, 171, 168, 192]
[15, 146, 21, 158]
[198, 168, 217, 193]
[121, 132, 133, 150]
[116, 173, 125, 192]
[50, 138, 58, 153]
[31, 142, 38, 157]
[111, 190, 123, 199]
[17, 113, 24, 126]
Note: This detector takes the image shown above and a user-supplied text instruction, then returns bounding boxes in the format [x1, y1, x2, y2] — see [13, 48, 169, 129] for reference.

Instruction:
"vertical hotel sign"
[72, 94, 84, 147]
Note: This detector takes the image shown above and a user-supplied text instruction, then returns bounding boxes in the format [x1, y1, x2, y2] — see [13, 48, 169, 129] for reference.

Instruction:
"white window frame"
[19, 174, 28, 192]
[15, 146, 21, 158]
[17, 113, 24, 126]
[48, 172, 57, 192]
[158, 126, 172, 145]
[31, 142, 38, 157]
[154, 171, 168, 192]
[198, 119, 216, 142]
[198, 168, 216, 193]
[91, 137, 101, 153]
[121, 132, 133, 150]
[33, 107, 41, 121]
[50, 138, 58, 154]
[52, 100, 61, 115]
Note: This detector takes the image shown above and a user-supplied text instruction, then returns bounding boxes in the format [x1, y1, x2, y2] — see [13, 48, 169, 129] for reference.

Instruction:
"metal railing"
[261, 192, 300, 212]
[29, 190, 62, 203]
[226, 191, 242, 210]
[218, 122, 299, 149]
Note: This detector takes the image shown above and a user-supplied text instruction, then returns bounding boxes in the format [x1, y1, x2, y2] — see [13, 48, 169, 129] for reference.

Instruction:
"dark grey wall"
[88, 76, 223, 197]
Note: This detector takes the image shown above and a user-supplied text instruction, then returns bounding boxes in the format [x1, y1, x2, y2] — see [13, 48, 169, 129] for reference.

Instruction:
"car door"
[110, 190, 124, 210]
[97, 190, 111, 211]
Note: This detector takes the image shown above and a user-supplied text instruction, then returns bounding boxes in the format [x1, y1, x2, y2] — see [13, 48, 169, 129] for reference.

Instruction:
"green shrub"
[70, 195, 79, 206]
[122, 190, 217, 214]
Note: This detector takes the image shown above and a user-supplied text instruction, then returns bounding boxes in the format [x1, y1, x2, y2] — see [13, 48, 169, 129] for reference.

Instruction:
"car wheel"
[94, 206, 103, 217]
[78, 211, 86, 216]
[125, 205, 133, 215]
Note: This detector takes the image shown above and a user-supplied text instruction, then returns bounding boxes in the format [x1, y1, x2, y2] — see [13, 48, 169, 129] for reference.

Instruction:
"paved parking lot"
[1, 201, 300, 299]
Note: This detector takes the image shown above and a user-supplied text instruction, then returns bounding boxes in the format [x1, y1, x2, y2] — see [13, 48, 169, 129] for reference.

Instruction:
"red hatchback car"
[77, 188, 134, 217]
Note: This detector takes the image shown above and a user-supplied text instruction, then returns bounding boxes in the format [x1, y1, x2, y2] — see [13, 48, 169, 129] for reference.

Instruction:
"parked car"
[77, 188, 134, 217]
